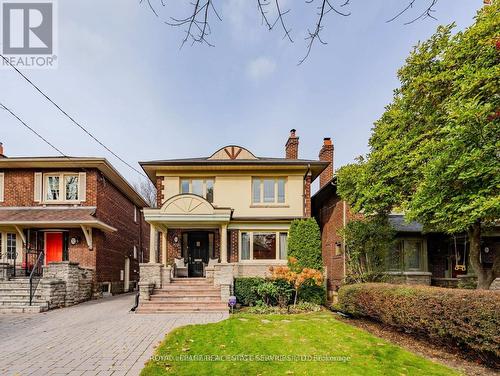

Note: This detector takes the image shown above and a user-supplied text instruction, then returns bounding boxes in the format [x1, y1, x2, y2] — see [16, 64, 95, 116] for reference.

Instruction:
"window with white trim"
[44, 173, 79, 202]
[252, 178, 286, 204]
[240, 231, 288, 261]
[7, 233, 16, 260]
[179, 178, 215, 203]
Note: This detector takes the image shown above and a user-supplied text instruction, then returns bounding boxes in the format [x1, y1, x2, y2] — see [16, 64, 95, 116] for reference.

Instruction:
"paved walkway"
[0, 294, 228, 376]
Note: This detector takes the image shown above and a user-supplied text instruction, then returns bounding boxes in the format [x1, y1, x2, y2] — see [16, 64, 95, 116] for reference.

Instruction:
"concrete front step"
[136, 305, 228, 313]
[0, 300, 46, 306]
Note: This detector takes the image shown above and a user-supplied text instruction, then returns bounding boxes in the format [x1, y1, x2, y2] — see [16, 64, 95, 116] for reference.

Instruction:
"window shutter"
[79, 172, 86, 202]
[0, 172, 4, 202]
[34, 172, 42, 202]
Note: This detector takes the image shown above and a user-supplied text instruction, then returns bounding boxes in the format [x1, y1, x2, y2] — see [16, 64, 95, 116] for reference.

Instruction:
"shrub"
[337, 283, 500, 366]
[298, 284, 326, 305]
[255, 282, 279, 306]
[234, 277, 264, 306]
[288, 218, 323, 270]
[246, 301, 322, 314]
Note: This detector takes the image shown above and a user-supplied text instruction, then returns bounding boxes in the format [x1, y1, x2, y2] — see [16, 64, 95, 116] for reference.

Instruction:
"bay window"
[252, 178, 286, 204]
[180, 178, 215, 203]
[239, 231, 288, 261]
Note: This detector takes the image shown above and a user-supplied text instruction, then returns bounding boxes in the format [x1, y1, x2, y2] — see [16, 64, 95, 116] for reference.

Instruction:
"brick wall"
[167, 229, 182, 262]
[156, 176, 164, 208]
[315, 192, 358, 292]
[95, 173, 149, 294]
[229, 230, 239, 263]
[0, 168, 98, 207]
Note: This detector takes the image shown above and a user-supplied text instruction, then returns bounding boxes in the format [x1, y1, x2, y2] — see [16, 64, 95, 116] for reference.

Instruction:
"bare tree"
[134, 179, 157, 208]
[139, 0, 441, 63]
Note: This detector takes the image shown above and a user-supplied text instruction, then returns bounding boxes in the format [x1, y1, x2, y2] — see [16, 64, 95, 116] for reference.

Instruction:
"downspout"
[303, 164, 311, 217]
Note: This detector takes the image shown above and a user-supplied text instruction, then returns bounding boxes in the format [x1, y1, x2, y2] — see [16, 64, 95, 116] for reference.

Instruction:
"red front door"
[45, 233, 63, 264]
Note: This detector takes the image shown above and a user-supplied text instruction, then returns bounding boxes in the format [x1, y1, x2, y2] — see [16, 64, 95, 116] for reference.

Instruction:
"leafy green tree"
[338, 2, 500, 289]
[287, 218, 323, 270]
[340, 217, 396, 284]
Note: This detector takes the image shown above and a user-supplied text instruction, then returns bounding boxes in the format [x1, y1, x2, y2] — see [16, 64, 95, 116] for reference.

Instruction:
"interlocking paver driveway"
[0, 293, 228, 376]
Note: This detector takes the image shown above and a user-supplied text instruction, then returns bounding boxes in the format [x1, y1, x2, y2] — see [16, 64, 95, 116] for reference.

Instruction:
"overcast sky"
[1, 0, 480, 190]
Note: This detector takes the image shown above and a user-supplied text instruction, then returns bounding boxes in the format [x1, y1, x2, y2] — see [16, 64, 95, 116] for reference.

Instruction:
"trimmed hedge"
[298, 284, 326, 305]
[288, 218, 323, 270]
[337, 283, 500, 366]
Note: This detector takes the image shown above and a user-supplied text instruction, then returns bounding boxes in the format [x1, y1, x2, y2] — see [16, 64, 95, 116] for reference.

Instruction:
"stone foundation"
[386, 271, 432, 286]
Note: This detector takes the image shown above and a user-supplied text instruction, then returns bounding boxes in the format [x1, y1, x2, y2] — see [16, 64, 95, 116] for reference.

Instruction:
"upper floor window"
[252, 178, 286, 204]
[180, 178, 214, 203]
[45, 173, 79, 202]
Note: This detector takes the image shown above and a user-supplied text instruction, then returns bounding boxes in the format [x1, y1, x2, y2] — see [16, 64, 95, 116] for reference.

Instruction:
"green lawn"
[141, 311, 458, 376]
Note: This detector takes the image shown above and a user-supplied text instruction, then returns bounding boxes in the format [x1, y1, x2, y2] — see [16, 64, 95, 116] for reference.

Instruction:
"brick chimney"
[285, 129, 299, 159]
[319, 137, 334, 188]
[0, 142, 5, 158]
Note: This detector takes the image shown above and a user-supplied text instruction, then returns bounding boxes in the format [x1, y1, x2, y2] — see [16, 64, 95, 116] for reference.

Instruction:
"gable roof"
[140, 145, 329, 182]
[0, 157, 148, 207]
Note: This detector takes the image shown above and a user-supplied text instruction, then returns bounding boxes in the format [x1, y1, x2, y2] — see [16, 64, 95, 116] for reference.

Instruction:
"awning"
[0, 207, 117, 232]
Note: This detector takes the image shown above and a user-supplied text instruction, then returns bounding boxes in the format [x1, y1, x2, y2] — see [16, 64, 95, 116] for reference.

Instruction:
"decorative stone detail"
[139, 263, 163, 288]
[41, 261, 94, 307]
[138, 281, 154, 301]
[0, 262, 14, 280]
[213, 264, 234, 287]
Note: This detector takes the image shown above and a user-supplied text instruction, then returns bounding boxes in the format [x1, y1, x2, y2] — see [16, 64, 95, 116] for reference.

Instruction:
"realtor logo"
[1, 1, 57, 68]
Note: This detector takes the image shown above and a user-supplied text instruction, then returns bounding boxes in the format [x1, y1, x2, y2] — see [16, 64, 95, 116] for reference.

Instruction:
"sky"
[0, 0, 481, 191]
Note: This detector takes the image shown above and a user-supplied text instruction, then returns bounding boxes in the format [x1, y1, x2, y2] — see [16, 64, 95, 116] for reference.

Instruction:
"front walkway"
[0, 293, 228, 376]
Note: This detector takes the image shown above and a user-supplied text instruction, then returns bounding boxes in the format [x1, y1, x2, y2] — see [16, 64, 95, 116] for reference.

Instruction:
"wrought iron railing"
[29, 250, 44, 306]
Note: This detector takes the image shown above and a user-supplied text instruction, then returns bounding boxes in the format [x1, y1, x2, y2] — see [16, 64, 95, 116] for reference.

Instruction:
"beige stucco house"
[135, 130, 331, 313]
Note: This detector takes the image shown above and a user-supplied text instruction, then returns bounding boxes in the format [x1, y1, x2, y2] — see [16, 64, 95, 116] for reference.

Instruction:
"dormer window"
[45, 173, 79, 202]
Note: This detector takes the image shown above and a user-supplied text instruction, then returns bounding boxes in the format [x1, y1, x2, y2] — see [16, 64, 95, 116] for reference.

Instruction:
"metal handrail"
[29, 251, 44, 306]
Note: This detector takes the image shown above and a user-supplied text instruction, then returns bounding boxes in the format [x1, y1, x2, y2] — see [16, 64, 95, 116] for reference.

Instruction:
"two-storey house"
[0, 144, 149, 312]
[136, 130, 330, 313]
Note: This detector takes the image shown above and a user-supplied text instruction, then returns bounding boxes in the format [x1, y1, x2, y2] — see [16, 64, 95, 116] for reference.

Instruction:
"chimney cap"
[323, 137, 332, 146]
[290, 129, 297, 136]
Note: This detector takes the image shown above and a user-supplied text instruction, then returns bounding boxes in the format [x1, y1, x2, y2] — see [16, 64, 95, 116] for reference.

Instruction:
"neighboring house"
[312, 153, 500, 297]
[0, 143, 149, 312]
[136, 130, 330, 313]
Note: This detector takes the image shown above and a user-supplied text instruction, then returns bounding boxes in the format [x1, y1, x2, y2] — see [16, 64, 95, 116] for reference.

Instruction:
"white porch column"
[149, 225, 157, 263]
[220, 223, 228, 263]
[161, 229, 168, 266]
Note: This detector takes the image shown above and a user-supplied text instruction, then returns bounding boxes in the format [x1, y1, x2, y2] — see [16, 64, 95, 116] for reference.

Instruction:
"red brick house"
[0, 144, 149, 309]
[312, 140, 499, 297]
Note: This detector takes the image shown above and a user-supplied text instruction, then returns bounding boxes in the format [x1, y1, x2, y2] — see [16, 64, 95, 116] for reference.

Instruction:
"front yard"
[141, 311, 457, 376]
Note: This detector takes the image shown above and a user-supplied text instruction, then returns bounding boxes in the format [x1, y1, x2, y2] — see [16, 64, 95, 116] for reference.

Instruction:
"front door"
[45, 232, 63, 264]
[187, 232, 209, 277]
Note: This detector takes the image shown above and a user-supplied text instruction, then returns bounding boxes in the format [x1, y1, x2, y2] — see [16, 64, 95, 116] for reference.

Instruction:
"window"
[133, 245, 137, 259]
[279, 232, 288, 260]
[240, 231, 288, 261]
[241, 233, 250, 260]
[387, 239, 423, 271]
[0, 172, 4, 202]
[134, 206, 137, 223]
[7, 233, 16, 259]
[179, 178, 215, 203]
[45, 173, 79, 202]
[405, 240, 422, 270]
[252, 178, 286, 204]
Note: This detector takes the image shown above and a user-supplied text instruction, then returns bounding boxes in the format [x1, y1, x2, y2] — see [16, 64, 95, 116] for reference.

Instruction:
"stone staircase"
[0, 277, 48, 313]
[136, 278, 228, 314]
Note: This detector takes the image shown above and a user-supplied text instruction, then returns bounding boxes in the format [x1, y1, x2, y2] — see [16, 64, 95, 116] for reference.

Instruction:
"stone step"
[152, 289, 220, 296]
[0, 294, 42, 301]
[0, 300, 46, 306]
[171, 278, 212, 285]
[150, 295, 223, 303]
[0, 304, 48, 314]
[157, 286, 219, 293]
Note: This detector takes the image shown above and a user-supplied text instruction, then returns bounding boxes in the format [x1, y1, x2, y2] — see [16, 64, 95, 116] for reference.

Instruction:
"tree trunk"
[468, 221, 496, 289]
